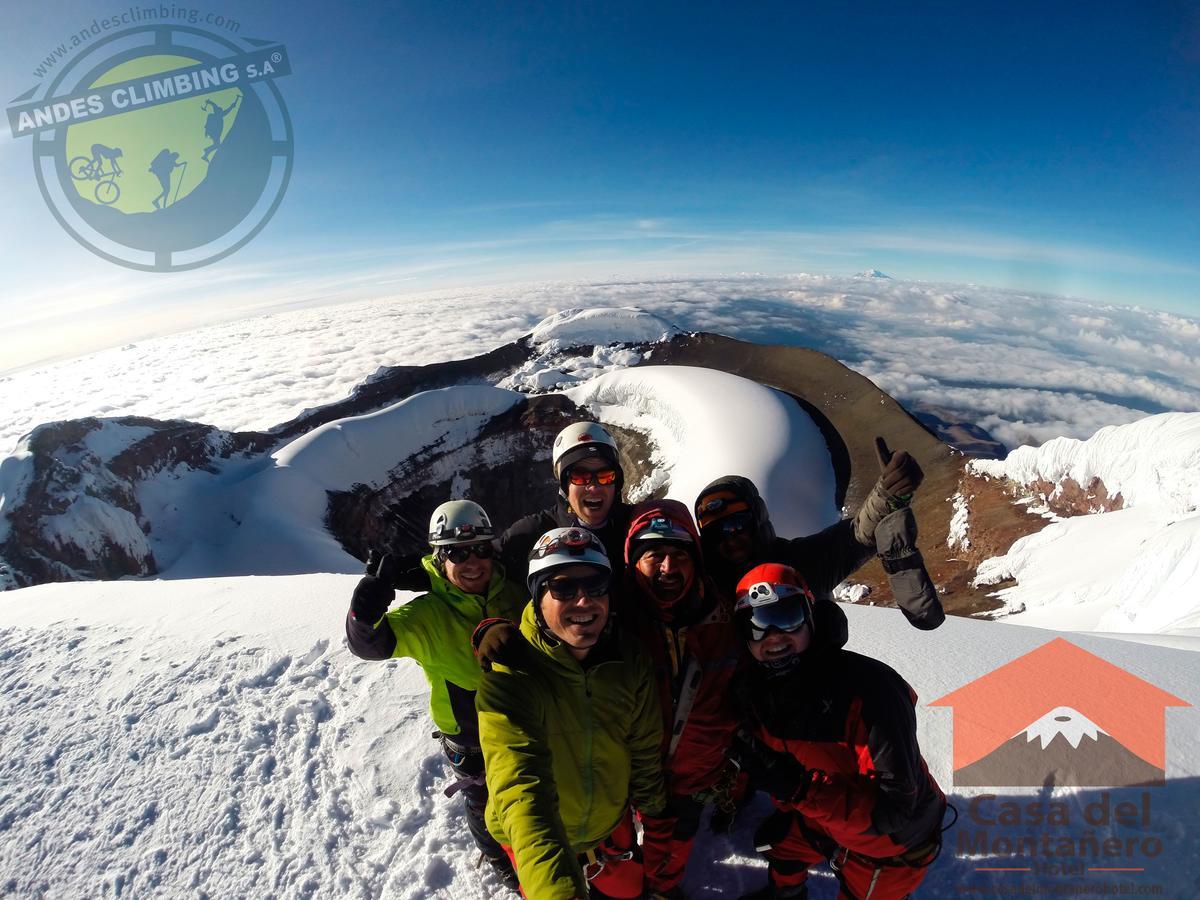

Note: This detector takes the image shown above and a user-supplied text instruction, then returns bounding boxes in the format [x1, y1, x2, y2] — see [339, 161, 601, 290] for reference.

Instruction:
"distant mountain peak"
[1020, 705, 1104, 750]
[855, 268, 891, 279]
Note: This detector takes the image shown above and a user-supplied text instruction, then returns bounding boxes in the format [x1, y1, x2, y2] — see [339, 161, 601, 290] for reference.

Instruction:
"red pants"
[641, 793, 704, 892]
[761, 813, 930, 900]
[503, 810, 642, 899]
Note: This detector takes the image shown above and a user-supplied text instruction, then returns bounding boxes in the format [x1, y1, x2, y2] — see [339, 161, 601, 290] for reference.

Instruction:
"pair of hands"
[728, 729, 811, 805]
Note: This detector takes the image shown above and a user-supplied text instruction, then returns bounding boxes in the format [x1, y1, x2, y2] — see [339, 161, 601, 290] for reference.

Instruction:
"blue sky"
[2, 1, 1198, 372]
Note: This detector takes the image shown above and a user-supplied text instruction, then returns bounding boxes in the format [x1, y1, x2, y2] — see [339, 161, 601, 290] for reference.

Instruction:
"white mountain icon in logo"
[1020, 706, 1104, 750]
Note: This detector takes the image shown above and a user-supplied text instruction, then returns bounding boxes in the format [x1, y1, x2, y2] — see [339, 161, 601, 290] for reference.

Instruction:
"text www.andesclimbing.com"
[33, 5, 241, 80]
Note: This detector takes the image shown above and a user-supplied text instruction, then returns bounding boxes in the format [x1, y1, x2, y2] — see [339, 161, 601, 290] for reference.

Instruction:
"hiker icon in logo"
[149, 149, 186, 210]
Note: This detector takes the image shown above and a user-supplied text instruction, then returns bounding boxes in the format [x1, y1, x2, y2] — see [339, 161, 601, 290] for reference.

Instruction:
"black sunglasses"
[440, 542, 494, 564]
[544, 572, 610, 601]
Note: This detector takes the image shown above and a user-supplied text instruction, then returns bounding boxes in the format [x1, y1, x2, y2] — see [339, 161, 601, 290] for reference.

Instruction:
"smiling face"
[746, 623, 812, 665]
[565, 458, 617, 526]
[634, 544, 695, 605]
[538, 563, 610, 660]
[441, 543, 493, 595]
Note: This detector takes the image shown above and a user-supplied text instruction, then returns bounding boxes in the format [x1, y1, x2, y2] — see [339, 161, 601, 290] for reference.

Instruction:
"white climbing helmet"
[428, 500, 495, 547]
[551, 422, 621, 481]
[526, 526, 611, 596]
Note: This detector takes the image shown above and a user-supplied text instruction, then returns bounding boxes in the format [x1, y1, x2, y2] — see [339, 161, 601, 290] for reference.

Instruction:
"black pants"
[442, 738, 504, 859]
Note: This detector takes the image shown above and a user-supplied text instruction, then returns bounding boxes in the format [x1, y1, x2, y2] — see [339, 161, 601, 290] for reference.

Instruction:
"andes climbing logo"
[6, 18, 293, 271]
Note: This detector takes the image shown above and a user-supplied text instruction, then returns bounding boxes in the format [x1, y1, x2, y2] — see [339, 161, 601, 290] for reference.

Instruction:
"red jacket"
[624, 500, 744, 796]
[741, 649, 945, 858]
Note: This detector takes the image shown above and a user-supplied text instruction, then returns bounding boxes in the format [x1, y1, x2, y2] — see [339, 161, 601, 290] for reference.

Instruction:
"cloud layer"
[2, 274, 1197, 456]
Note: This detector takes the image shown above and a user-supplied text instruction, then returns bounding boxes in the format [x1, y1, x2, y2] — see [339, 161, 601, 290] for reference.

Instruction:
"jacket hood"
[623, 498, 709, 621]
[695, 476, 776, 539]
[623, 498, 703, 566]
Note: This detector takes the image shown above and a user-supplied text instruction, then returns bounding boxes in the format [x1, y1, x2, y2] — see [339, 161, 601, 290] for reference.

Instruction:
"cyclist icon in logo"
[69, 143, 124, 205]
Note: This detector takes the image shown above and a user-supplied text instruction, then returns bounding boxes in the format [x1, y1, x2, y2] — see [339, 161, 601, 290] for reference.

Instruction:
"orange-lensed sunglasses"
[567, 467, 618, 487]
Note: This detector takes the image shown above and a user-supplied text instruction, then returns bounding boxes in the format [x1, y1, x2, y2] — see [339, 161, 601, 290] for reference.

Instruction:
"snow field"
[0, 576, 1197, 897]
[0, 576, 508, 899]
[972, 412, 1200, 515]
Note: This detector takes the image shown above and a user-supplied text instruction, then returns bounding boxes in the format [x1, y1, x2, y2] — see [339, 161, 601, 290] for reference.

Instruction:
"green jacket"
[477, 602, 667, 899]
[384, 555, 526, 741]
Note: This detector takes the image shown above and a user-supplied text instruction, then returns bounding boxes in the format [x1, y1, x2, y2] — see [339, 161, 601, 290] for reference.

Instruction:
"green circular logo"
[12, 24, 293, 271]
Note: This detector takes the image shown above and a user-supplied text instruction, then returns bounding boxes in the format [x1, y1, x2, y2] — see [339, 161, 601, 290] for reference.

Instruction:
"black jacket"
[499, 497, 633, 587]
[739, 648, 944, 853]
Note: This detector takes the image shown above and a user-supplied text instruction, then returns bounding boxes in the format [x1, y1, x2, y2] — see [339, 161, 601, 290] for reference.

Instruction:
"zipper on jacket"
[579, 665, 596, 844]
[661, 624, 689, 702]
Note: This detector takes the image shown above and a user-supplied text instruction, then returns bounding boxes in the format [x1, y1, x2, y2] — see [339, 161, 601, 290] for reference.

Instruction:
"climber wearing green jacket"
[346, 499, 526, 892]
[475, 526, 667, 900]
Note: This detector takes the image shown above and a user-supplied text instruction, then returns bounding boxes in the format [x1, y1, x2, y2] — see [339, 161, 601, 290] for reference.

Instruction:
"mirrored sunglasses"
[696, 493, 752, 528]
[567, 467, 618, 486]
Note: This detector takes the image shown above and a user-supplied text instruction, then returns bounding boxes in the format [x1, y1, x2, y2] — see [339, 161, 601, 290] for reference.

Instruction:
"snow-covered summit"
[528, 306, 680, 350]
[566, 366, 839, 537]
[855, 268, 892, 279]
[969, 413, 1200, 635]
[972, 412, 1200, 515]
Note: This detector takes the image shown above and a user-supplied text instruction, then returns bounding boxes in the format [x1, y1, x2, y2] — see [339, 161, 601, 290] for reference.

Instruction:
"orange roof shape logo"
[930, 638, 1188, 787]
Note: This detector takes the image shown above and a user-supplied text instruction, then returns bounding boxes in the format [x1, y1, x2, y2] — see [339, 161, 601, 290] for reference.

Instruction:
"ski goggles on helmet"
[566, 466, 618, 487]
[439, 542, 494, 564]
[734, 581, 814, 641]
[697, 492, 752, 529]
[543, 572, 611, 601]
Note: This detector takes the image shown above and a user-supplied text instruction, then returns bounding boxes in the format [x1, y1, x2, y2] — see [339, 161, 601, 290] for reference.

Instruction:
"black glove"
[473, 619, 533, 673]
[875, 436, 923, 505]
[350, 551, 396, 622]
[729, 729, 810, 804]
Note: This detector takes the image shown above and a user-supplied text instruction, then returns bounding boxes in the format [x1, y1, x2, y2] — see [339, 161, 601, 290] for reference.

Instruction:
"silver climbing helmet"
[428, 500, 495, 547]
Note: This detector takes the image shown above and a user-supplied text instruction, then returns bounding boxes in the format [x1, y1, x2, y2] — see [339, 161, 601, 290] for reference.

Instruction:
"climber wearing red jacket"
[729, 563, 946, 900]
[621, 499, 744, 899]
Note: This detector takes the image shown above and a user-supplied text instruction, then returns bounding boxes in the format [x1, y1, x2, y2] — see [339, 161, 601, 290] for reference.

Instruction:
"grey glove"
[853, 436, 924, 545]
[874, 507, 944, 630]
